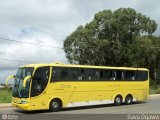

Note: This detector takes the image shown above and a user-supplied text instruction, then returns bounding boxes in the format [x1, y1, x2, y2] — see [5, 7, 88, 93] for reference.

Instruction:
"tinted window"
[51, 67, 101, 81]
[52, 67, 78, 81]
[84, 69, 100, 80]
[126, 71, 135, 80]
[99, 69, 112, 80]
[51, 67, 148, 82]
[114, 70, 125, 80]
[31, 67, 50, 97]
[142, 71, 148, 80]
[135, 71, 148, 81]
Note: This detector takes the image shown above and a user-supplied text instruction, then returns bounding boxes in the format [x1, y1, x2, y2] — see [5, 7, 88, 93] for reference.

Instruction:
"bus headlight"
[21, 101, 28, 104]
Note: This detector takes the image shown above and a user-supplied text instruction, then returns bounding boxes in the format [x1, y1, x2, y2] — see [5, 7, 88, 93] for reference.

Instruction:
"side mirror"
[6, 75, 15, 87]
[23, 75, 31, 88]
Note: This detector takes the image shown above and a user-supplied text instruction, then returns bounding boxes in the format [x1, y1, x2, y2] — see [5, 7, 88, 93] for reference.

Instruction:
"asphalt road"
[0, 95, 160, 120]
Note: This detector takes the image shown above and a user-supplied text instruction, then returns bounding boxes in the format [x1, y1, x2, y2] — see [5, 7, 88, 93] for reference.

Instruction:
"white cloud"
[0, 29, 67, 83]
[0, 70, 17, 84]
[1, 29, 67, 63]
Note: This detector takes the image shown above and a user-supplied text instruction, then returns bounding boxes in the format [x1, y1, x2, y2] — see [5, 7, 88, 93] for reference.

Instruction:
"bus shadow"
[14, 101, 146, 114]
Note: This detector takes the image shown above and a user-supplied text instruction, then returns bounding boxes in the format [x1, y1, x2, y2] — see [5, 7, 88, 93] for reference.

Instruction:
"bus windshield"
[12, 67, 34, 98]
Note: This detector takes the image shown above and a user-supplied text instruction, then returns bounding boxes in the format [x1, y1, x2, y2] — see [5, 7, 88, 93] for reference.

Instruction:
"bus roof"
[20, 62, 148, 71]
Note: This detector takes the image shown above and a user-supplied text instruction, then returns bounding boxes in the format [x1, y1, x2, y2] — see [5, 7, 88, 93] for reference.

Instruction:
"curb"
[0, 103, 12, 108]
[149, 94, 160, 97]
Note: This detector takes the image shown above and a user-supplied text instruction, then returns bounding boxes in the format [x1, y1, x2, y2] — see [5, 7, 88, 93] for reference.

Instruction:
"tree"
[63, 8, 157, 67]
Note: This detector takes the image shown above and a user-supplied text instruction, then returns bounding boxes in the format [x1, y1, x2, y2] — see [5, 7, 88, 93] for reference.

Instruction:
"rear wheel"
[49, 99, 62, 112]
[114, 95, 122, 106]
[125, 94, 133, 105]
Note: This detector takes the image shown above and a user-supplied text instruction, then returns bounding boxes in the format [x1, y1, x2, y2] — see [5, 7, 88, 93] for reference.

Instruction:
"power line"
[0, 14, 62, 47]
[1, 13, 160, 50]
[0, 37, 64, 64]
[0, 37, 63, 49]
[0, 57, 35, 63]
[1, 36, 160, 53]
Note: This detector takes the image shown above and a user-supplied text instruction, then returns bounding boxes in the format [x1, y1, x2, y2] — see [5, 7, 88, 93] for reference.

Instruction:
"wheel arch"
[125, 94, 133, 99]
[113, 94, 123, 101]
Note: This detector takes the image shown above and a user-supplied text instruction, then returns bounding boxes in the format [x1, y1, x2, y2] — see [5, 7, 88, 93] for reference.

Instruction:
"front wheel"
[49, 99, 62, 112]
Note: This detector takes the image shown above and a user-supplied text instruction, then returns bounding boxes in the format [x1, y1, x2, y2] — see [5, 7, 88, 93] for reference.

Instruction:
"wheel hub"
[52, 102, 58, 108]
[116, 97, 121, 103]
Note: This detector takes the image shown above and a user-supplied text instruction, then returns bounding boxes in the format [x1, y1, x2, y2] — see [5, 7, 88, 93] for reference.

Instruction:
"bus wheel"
[125, 94, 133, 105]
[49, 99, 62, 112]
[114, 95, 122, 106]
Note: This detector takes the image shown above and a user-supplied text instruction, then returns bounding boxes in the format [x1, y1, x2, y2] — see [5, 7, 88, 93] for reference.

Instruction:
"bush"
[150, 84, 160, 94]
[0, 88, 12, 103]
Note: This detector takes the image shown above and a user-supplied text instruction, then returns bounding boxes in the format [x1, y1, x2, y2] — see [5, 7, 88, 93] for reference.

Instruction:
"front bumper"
[12, 103, 30, 111]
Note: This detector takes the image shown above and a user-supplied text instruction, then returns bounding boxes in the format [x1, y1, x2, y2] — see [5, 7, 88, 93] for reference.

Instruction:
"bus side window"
[122, 71, 125, 80]
[135, 71, 148, 81]
[109, 70, 113, 80]
[115, 70, 123, 80]
[99, 70, 103, 80]
[68, 68, 77, 80]
[62, 68, 77, 81]
[95, 70, 100, 80]
[117, 70, 125, 80]
[113, 71, 116, 80]
[78, 69, 85, 80]
[61, 68, 68, 80]
[52, 68, 61, 81]
[142, 71, 148, 80]
[99, 69, 111, 81]
[88, 69, 99, 81]
[126, 71, 135, 80]
[135, 71, 140, 80]
[52, 70, 56, 81]
[84, 69, 91, 80]
[130, 71, 135, 80]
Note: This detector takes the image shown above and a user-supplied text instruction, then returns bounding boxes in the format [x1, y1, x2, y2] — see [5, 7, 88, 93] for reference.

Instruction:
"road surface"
[0, 95, 160, 120]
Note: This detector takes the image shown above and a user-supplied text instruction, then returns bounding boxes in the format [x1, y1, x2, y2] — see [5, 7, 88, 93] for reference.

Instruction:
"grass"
[150, 85, 160, 94]
[0, 88, 12, 103]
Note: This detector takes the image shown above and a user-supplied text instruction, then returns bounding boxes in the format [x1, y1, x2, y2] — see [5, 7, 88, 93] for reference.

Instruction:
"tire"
[114, 95, 122, 106]
[49, 99, 62, 112]
[125, 95, 133, 105]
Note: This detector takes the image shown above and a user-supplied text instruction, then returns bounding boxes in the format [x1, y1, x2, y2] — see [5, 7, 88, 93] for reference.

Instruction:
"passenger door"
[30, 66, 50, 110]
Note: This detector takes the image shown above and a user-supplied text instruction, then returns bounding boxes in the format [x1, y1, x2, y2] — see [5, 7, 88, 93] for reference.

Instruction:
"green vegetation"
[150, 85, 160, 94]
[0, 88, 12, 103]
[63, 8, 160, 83]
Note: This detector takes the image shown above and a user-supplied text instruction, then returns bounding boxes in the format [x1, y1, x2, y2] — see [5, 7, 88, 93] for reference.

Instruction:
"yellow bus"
[6, 62, 149, 111]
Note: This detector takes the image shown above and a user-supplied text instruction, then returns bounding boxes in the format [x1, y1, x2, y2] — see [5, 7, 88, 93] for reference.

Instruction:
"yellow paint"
[10, 62, 149, 111]
[6, 75, 14, 87]
[23, 75, 31, 88]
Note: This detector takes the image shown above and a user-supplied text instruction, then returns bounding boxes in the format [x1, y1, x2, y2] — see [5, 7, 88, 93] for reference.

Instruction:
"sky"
[0, 0, 160, 84]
